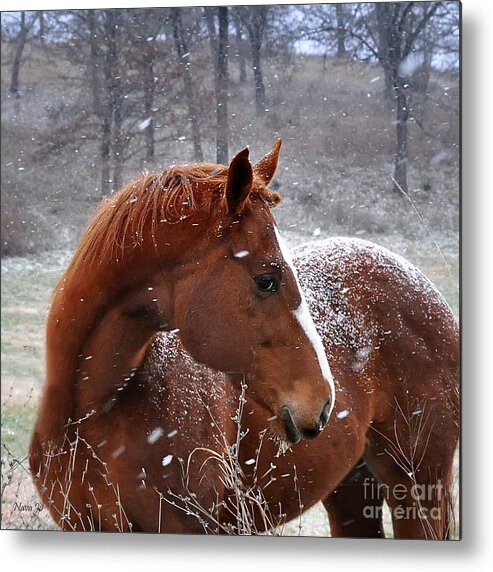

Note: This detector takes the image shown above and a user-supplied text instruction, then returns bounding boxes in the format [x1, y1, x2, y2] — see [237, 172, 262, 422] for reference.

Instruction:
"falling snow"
[161, 454, 173, 467]
[138, 117, 152, 131]
[233, 250, 249, 258]
[147, 427, 164, 444]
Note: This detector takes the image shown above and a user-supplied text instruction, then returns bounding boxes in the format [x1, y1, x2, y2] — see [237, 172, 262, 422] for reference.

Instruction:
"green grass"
[1, 251, 70, 462]
[2, 404, 38, 459]
[1, 250, 69, 380]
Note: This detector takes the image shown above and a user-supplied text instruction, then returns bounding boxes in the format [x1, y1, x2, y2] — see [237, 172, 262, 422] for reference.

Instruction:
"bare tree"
[101, 10, 125, 192]
[70, 9, 130, 193]
[80, 9, 152, 193]
[38, 11, 46, 44]
[233, 8, 247, 84]
[302, 2, 445, 193]
[204, 7, 218, 62]
[373, 2, 441, 192]
[204, 7, 230, 164]
[239, 6, 269, 117]
[170, 8, 204, 161]
[129, 9, 167, 164]
[335, 4, 347, 60]
[29, 9, 181, 194]
[87, 11, 102, 117]
[216, 7, 229, 164]
[66, 10, 120, 194]
[7, 11, 38, 97]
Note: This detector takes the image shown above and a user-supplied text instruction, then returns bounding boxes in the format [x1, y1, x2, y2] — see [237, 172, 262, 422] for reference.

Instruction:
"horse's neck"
[74, 288, 168, 422]
[38, 223, 191, 445]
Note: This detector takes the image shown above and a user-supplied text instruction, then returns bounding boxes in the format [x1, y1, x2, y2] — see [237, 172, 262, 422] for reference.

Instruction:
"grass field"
[1, 252, 73, 530]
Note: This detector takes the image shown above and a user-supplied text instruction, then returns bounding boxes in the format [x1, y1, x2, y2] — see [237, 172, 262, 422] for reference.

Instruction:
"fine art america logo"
[363, 477, 444, 521]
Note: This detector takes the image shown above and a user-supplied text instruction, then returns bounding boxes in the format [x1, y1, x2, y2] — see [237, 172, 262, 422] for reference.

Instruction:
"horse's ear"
[254, 138, 282, 186]
[225, 147, 253, 214]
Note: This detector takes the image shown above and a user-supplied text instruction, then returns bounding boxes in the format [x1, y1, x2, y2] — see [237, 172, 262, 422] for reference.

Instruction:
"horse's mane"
[70, 163, 281, 271]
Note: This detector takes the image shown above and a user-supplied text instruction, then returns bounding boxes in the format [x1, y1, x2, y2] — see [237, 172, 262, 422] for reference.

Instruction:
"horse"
[29, 141, 459, 538]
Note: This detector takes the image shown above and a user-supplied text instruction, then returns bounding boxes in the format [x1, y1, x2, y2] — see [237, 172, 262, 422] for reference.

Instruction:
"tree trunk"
[376, 4, 395, 100]
[375, 4, 409, 193]
[204, 7, 218, 63]
[335, 4, 347, 59]
[108, 17, 123, 191]
[102, 11, 124, 194]
[112, 94, 124, 192]
[9, 12, 28, 97]
[144, 60, 155, 162]
[88, 10, 110, 195]
[39, 11, 45, 44]
[393, 80, 409, 193]
[143, 48, 155, 163]
[171, 8, 203, 161]
[241, 7, 268, 117]
[101, 114, 111, 196]
[251, 38, 265, 117]
[87, 11, 102, 116]
[233, 9, 247, 84]
[216, 7, 229, 164]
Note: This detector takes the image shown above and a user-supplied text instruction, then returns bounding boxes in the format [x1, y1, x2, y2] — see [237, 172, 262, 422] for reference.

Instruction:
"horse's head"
[170, 141, 335, 444]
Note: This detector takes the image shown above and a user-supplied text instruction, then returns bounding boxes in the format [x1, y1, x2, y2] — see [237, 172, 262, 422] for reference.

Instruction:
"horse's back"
[295, 237, 459, 467]
[294, 236, 458, 357]
[294, 237, 459, 417]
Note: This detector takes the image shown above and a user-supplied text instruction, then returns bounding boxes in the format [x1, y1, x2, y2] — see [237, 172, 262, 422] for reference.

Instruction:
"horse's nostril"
[300, 425, 322, 440]
[319, 400, 330, 429]
[281, 406, 301, 444]
[282, 404, 329, 443]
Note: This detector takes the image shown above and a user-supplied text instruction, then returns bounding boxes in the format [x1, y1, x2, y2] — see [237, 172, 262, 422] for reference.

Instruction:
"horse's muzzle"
[281, 402, 330, 444]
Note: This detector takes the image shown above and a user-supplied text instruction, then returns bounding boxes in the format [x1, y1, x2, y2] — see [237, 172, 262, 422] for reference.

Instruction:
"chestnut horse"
[29, 141, 459, 538]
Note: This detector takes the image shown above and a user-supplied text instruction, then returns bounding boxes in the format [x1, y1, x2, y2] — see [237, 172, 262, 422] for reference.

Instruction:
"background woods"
[1, 3, 459, 255]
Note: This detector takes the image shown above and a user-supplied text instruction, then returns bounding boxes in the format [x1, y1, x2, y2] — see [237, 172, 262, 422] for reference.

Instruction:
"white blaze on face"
[274, 226, 336, 419]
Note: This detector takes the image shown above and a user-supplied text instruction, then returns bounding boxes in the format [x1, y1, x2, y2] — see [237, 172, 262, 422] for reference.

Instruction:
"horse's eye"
[254, 273, 280, 297]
